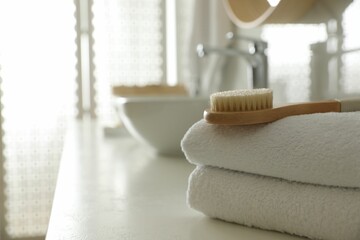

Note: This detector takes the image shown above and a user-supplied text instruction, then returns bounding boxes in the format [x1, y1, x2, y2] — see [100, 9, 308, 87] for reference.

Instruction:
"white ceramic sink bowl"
[114, 96, 209, 156]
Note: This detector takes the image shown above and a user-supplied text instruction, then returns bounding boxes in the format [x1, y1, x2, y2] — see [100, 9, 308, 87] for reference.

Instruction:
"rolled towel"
[188, 166, 360, 240]
[181, 112, 360, 188]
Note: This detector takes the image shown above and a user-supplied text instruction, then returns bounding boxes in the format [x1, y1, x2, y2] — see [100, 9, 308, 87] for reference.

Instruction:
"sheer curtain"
[91, 0, 233, 124]
[0, 0, 170, 239]
[92, 0, 165, 125]
[0, 0, 77, 239]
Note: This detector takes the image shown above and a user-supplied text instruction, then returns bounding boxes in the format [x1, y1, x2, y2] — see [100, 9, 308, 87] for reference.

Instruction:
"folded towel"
[181, 112, 360, 188]
[188, 166, 360, 240]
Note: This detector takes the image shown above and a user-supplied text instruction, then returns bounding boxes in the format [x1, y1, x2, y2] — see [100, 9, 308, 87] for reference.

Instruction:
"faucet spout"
[196, 32, 268, 92]
[196, 44, 255, 65]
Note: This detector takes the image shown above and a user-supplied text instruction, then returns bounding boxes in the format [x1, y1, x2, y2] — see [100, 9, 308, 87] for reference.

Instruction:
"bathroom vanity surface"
[46, 120, 306, 240]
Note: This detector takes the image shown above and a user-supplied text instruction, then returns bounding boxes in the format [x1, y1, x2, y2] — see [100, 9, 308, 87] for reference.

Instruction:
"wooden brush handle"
[204, 100, 341, 125]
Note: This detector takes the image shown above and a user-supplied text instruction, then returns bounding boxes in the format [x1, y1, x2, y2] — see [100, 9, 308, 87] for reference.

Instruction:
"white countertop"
[46, 120, 305, 240]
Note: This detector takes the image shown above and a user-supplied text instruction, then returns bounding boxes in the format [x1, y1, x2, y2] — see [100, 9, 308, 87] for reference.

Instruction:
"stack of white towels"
[181, 112, 360, 240]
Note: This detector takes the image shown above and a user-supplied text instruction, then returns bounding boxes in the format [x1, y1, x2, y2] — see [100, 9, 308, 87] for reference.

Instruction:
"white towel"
[181, 112, 360, 188]
[188, 166, 360, 240]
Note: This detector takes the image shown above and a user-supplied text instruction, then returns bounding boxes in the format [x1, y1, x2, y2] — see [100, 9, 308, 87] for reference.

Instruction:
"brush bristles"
[210, 88, 273, 112]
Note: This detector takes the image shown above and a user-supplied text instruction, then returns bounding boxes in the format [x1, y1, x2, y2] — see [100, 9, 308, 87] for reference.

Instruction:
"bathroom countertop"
[46, 120, 306, 240]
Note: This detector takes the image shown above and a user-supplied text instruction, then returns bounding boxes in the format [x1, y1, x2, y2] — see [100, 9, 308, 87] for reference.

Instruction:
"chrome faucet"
[195, 32, 268, 95]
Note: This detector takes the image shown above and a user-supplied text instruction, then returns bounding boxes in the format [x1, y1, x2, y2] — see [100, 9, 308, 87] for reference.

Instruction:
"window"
[262, 0, 360, 103]
[0, 0, 172, 238]
[0, 0, 76, 238]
